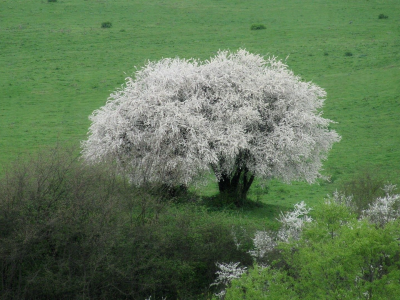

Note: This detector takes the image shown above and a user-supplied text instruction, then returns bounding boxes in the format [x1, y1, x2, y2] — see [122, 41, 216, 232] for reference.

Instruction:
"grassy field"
[1, 0, 400, 214]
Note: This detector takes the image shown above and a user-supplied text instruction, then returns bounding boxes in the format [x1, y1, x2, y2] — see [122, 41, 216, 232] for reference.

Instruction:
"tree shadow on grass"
[198, 194, 286, 222]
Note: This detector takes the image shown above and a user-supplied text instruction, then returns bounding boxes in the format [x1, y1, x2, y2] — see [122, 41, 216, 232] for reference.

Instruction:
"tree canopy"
[82, 50, 340, 203]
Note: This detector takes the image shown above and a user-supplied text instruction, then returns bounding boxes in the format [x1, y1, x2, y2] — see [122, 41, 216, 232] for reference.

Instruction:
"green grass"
[1, 0, 399, 216]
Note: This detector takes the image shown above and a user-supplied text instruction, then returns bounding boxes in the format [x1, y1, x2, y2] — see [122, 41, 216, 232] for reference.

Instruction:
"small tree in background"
[82, 49, 340, 205]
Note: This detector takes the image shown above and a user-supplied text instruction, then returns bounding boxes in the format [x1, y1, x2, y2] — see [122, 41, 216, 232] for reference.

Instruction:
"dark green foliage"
[48, 0, 57, 2]
[345, 51, 353, 56]
[378, 13, 388, 19]
[112, 208, 253, 299]
[250, 24, 266, 30]
[0, 145, 252, 299]
[101, 21, 112, 28]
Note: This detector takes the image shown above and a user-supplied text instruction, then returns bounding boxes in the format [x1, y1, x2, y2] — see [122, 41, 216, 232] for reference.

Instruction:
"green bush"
[101, 21, 112, 28]
[48, 0, 57, 2]
[378, 14, 388, 19]
[250, 24, 266, 30]
[0, 144, 251, 299]
[345, 51, 353, 57]
[0, 145, 122, 299]
[225, 202, 400, 299]
[225, 265, 296, 299]
[112, 208, 252, 299]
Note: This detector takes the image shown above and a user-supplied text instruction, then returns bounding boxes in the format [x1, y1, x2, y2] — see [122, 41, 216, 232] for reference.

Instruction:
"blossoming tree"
[81, 49, 340, 205]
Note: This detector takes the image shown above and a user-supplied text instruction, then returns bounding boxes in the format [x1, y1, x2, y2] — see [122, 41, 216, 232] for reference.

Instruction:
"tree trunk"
[217, 167, 255, 207]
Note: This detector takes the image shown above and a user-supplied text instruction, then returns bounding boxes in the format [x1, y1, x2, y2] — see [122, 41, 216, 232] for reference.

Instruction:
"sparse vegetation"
[339, 169, 386, 216]
[101, 21, 112, 28]
[250, 24, 266, 30]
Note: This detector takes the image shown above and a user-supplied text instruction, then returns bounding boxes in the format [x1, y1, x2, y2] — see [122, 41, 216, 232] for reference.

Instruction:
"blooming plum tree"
[81, 49, 340, 204]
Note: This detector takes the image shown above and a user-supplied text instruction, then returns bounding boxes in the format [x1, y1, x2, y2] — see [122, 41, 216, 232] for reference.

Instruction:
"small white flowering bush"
[210, 262, 247, 298]
[325, 185, 400, 227]
[276, 201, 313, 242]
[248, 230, 276, 259]
[362, 184, 400, 227]
[212, 201, 313, 297]
[325, 189, 355, 208]
[248, 201, 312, 261]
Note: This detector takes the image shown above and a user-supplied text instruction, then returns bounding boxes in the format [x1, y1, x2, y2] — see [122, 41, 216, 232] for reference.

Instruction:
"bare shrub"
[339, 168, 385, 216]
[0, 144, 251, 299]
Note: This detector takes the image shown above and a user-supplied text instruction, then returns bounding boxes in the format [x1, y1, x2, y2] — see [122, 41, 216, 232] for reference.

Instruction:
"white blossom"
[249, 201, 312, 260]
[231, 226, 248, 250]
[325, 190, 354, 208]
[81, 49, 340, 188]
[211, 262, 247, 298]
[362, 184, 400, 227]
[248, 230, 276, 259]
[277, 201, 313, 242]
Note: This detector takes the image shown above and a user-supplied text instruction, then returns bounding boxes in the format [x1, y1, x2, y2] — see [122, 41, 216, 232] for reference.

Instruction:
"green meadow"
[1, 0, 400, 298]
[1, 0, 400, 208]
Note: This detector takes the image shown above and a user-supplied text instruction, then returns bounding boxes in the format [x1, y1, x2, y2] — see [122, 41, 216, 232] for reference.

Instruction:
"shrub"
[0, 145, 123, 299]
[101, 21, 112, 28]
[250, 24, 266, 30]
[378, 13, 388, 19]
[48, 0, 57, 2]
[0, 144, 252, 299]
[110, 207, 253, 299]
[339, 168, 385, 215]
[345, 51, 353, 56]
[361, 184, 400, 227]
[225, 200, 400, 299]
